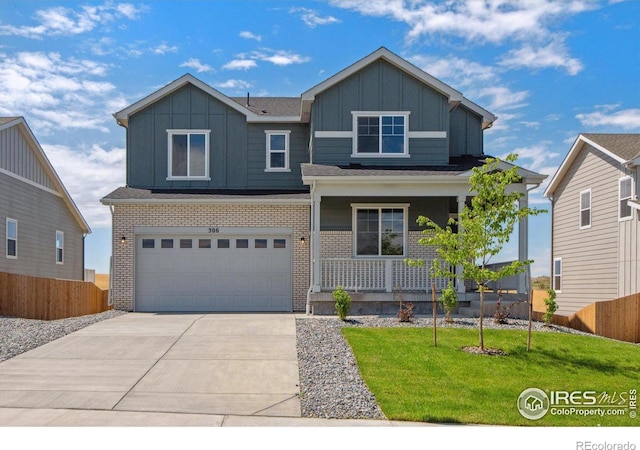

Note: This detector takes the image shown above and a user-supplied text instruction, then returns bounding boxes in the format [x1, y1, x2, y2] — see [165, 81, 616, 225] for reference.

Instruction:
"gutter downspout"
[107, 204, 114, 307]
[306, 180, 316, 315]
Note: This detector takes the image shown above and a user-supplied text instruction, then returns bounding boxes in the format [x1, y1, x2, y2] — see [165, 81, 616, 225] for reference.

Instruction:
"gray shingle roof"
[230, 97, 301, 117]
[101, 186, 310, 202]
[582, 133, 640, 161]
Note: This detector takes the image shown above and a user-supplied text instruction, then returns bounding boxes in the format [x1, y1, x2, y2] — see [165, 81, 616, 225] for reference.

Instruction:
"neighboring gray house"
[544, 134, 640, 315]
[102, 47, 545, 313]
[1, 117, 91, 280]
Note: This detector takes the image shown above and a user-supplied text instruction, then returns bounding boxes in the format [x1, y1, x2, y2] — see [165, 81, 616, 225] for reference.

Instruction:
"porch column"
[518, 193, 529, 294]
[456, 195, 466, 294]
[312, 190, 322, 293]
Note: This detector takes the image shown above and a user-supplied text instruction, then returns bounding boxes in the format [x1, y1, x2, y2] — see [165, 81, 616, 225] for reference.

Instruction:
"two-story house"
[102, 47, 545, 313]
[1, 116, 90, 280]
[544, 134, 639, 315]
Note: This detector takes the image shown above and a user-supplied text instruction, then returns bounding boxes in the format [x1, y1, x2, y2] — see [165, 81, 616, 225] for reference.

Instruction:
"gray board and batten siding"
[310, 59, 485, 166]
[551, 143, 623, 313]
[126, 84, 309, 191]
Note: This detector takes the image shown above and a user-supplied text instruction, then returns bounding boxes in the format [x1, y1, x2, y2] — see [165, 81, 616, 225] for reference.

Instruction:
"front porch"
[308, 257, 529, 316]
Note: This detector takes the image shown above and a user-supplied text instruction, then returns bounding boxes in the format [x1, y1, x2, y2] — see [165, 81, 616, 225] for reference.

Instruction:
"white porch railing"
[320, 258, 449, 293]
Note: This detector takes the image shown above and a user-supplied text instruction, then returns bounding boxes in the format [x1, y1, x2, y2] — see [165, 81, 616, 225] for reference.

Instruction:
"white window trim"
[56, 230, 64, 265]
[619, 176, 634, 221]
[166, 129, 211, 181]
[6, 218, 17, 259]
[579, 189, 591, 230]
[553, 257, 562, 293]
[264, 130, 291, 172]
[351, 203, 409, 257]
[351, 111, 410, 158]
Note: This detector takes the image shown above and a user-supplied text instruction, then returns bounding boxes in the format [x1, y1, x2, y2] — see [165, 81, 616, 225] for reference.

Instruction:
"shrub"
[440, 282, 458, 323]
[333, 285, 352, 321]
[542, 289, 557, 326]
[398, 302, 414, 322]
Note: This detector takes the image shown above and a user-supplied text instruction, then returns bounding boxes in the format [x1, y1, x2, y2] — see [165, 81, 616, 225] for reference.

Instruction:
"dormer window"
[167, 130, 210, 180]
[352, 112, 409, 157]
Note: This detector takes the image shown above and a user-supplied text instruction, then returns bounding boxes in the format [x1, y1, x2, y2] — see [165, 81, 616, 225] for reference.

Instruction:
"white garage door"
[135, 234, 292, 312]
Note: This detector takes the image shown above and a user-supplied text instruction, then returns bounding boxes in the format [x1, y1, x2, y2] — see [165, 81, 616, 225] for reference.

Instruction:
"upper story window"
[265, 130, 290, 171]
[167, 130, 210, 180]
[352, 204, 408, 257]
[352, 112, 409, 157]
[579, 189, 591, 229]
[619, 176, 633, 220]
[6, 218, 17, 259]
[56, 231, 64, 264]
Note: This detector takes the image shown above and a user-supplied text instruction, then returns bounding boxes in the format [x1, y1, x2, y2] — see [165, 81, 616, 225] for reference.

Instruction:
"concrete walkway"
[0, 313, 317, 425]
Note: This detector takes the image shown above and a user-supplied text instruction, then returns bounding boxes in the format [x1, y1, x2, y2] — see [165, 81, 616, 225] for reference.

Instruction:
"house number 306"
[208, 227, 220, 233]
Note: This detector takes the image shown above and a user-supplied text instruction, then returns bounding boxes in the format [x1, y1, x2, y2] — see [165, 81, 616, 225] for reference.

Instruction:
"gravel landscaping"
[295, 315, 595, 420]
[0, 310, 127, 362]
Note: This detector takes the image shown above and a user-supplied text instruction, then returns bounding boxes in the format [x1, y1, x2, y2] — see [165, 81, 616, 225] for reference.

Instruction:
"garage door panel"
[136, 234, 292, 312]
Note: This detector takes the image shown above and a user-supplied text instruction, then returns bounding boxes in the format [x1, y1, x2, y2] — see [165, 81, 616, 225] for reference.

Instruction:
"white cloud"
[223, 59, 258, 70]
[179, 58, 214, 73]
[0, 51, 117, 134]
[150, 43, 178, 55]
[0, 2, 145, 38]
[290, 7, 340, 28]
[332, 0, 595, 73]
[409, 54, 496, 89]
[498, 40, 584, 75]
[576, 106, 640, 130]
[43, 144, 125, 228]
[239, 31, 262, 41]
[251, 49, 311, 66]
[214, 79, 254, 90]
[473, 86, 529, 112]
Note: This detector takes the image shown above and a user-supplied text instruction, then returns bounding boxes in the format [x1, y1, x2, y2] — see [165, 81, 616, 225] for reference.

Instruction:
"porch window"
[619, 176, 633, 220]
[352, 112, 408, 156]
[553, 258, 562, 292]
[265, 130, 290, 171]
[579, 189, 591, 229]
[353, 205, 407, 256]
[167, 130, 210, 180]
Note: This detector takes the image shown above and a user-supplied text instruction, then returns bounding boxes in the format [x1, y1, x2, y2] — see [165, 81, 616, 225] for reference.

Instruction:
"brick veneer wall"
[112, 203, 310, 311]
[320, 230, 438, 261]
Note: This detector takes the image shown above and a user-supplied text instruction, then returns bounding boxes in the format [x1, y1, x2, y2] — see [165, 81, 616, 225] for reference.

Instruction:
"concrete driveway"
[0, 313, 301, 424]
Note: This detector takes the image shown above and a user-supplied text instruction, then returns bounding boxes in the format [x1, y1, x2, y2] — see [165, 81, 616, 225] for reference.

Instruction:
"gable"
[0, 117, 90, 233]
[545, 134, 637, 198]
[0, 119, 57, 191]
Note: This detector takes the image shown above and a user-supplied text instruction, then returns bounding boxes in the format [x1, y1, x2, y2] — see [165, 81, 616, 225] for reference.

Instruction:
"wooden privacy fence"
[0, 272, 111, 320]
[534, 292, 640, 344]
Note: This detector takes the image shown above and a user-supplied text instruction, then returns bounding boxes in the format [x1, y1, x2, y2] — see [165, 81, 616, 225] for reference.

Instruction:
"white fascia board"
[545, 134, 626, 198]
[302, 174, 470, 186]
[100, 197, 311, 206]
[114, 74, 302, 127]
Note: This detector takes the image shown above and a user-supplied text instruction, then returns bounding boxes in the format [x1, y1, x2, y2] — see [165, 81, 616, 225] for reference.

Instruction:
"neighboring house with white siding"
[0, 117, 91, 280]
[544, 134, 640, 315]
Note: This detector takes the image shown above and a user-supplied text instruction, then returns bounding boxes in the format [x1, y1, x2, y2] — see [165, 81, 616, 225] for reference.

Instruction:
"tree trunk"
[479, 287, 484, 350]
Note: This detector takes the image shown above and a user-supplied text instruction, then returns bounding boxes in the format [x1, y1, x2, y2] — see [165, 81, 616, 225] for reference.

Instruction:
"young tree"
[412, 154, 546, 351]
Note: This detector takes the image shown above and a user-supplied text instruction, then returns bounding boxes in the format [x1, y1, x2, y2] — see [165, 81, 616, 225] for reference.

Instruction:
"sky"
[0, 0, 639, 276]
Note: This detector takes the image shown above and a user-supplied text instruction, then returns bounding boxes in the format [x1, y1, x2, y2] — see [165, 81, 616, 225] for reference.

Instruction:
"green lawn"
[342, 327, 640, 426]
